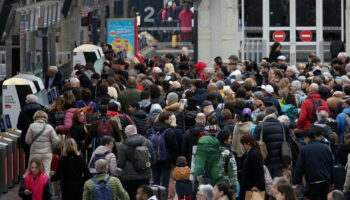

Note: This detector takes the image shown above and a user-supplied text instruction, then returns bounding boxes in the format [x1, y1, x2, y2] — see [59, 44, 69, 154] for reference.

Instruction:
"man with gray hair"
[17, 94, 43, 167]
[327, 190, 345, 200]
[297, 83, 329, 131]
[83, 159, 130, 200]
[45, 65, 64, 93]
[290, 80, 306, 106]
[338, 52, 349, 64]
[196, 184, 215, 200]
[118, 125, 155, 200]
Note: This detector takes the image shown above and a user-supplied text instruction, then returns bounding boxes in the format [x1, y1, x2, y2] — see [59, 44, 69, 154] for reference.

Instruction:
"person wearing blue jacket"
[336, 99, 350, 144]
[293, 125, 334, 200]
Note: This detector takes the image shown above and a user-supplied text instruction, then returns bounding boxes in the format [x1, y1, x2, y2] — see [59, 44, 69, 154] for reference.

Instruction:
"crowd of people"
[16, 42, 350, 200]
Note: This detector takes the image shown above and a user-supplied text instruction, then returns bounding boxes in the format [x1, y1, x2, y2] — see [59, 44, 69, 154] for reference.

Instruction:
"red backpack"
[97, 119, 113, 136]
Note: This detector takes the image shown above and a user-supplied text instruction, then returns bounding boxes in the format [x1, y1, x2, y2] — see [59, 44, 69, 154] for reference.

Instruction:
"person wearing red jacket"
[297, 83, 330, 130]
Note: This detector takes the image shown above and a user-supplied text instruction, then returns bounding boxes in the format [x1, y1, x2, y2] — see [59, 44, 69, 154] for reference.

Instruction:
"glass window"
[323, 0, 341, 26]
[296, 0, 315, 26]
[270, 0, 289, 26]
[244, 0, 262, 26]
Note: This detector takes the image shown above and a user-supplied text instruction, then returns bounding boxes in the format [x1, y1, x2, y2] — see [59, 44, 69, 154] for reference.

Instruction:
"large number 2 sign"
[144, 7, 155, 23]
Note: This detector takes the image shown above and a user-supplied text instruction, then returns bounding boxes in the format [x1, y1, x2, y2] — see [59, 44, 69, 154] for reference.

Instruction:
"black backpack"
[309, 98, 323, 123]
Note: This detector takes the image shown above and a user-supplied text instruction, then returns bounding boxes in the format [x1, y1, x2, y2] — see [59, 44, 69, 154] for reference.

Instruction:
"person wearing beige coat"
[25, 111, 60, 175]
[344, 153, 350, 193]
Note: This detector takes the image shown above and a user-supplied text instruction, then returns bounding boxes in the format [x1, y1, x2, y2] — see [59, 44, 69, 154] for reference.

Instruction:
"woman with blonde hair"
[26, 110, 60, 175]
[164, 63, 175, 81]
[51, 138, 90, 200]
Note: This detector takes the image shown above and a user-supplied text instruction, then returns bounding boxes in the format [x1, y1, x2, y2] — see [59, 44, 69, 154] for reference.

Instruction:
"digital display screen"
[0, 119, 6, 132]
[4, 115, 11, 129]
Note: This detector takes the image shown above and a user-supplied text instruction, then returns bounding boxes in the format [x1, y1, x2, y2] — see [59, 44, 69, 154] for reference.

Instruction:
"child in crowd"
[173, 156, 192, 200]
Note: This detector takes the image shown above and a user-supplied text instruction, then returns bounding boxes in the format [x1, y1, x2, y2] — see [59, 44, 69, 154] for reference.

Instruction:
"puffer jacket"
[89, 145, 119, 176]
[117, 134, 155, 181]
[297, 93, 328, 131]
[176, 109, 199, 131]
[131, 109, 149, 136]
[254, 116, 290, 168]
[25, 119, 60, 154]
[231, 121, 253, 157]
[173, 165, 190, 181]
[56, 108, 78, 133]
[194, 136, 222, 185]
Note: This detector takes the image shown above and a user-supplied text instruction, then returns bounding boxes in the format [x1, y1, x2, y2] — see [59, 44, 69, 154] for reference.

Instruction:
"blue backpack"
[148, 128, 171, 161]
[92, 176, 113, 200]
[89, 151, 111, 176]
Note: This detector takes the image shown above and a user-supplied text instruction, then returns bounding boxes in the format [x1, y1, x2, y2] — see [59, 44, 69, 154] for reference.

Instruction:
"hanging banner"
[107, 18, 138, 58]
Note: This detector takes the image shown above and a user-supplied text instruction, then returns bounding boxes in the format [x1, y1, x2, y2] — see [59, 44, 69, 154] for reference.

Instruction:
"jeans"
[152, 166, 171, 189]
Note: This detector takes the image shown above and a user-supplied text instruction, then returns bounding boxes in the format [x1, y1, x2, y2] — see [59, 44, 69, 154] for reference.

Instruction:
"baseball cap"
[261, 85, 274, 94]
[201, 100, 213, 108]
[228, 54, 239, 60]
[277, 55, 286, 61]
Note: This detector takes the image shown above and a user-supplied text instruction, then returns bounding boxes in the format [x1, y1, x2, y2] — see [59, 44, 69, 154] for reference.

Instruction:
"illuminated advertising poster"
[107, 19, 138, 58]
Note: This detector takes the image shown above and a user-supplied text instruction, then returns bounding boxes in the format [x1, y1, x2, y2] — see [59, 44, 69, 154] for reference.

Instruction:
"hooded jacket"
[231, 121, 253, 157]
[89, 145, 119, 176]
[117, 134, 155, 181]
[327, 93, 343, 112]
[176, 109, 199, 131]
[297, 93, 329, 131]
[131, 109, 149, 136]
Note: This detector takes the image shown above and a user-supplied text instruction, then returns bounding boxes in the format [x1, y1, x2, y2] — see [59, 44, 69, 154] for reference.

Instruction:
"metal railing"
[243, 38, 266, 62]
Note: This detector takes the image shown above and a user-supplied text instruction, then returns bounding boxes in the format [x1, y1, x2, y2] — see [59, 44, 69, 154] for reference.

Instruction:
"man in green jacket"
[118, 76, 141, 114]
[83, 159, 130, 200]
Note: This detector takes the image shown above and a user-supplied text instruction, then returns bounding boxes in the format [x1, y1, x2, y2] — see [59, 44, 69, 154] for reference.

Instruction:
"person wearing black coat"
[45, 66, 64, 94]
[269, 42, 282, 63]
[193, 80, 207, 105]
[50, 138, 90, 200]
[239, 135, 265, 200]
[94, 84, 112, 106]
[17, 95, 43, 167]
[129, 103, 149, 136]
[176, 98, 199, 132]
[151, 111, 178, 189]
[254, 111, 291, 178]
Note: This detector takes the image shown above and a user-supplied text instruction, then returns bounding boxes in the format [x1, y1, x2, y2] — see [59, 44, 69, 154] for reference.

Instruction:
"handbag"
[245, 191, 265, 200]
[257, 122, 268, 160]
[281, 124, 292, 164]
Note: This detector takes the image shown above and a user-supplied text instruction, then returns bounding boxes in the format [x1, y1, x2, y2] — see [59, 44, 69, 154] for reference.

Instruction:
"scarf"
[24, 173, 49, 200]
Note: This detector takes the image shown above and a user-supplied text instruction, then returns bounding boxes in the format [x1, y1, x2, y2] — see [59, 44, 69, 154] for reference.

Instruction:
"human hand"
[292, 185, 299, 189]
[24, 189, 32, 195]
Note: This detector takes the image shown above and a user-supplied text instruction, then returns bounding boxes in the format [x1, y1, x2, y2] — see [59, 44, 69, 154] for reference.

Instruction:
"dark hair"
[72, 109, 85, 123]
[214, 56, 223, 66]
[334, 65, 347, 76]
[129, 102, 140, 109]
[240, 135, 262, 160]
[302, 125, 318, 139]
[158, 110, 173, 123]
[98, 84, 108, 96]
[99, 105, 108, 116]
[81, 88, 92, 101]
[134, 63, 146, 74]
[101, 136, 114, 146]
[217, 130, 231, 145]
[150, 84, 161, 98]
[138, 185, 154, 198]
[334, 84, 343, 92]
[277, 184, 297, 200]
[270, 42, 281, 53]
[206, 115, 218, 126]
[224, 102, 235, 115]
[176, 156, 187, 166]
[285, 94, 297, 106]
[215, 182, 234, 200]
[194, 79, 204, 89]
[165, 53, 174, 60]
[108, 102, 119, 112]
[236, 87, 247, 99]
[221, 109, 233, 120]
[140, 91, 151, 100]
[85, 63, 95, 72]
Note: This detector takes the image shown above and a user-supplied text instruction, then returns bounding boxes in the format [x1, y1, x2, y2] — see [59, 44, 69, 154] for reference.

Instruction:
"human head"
[33, 110, 48, 121]
[166, 92, 179, 105]
[217, 130, 232, 146]
[290, 80, 301, 92]
[214, 182, 232, 200]
[158, 110, 173, 125]
[81, 88, 92, 101]
[202, 100, 214, 116]
[125, 125, 137, 137]
[95, 159, 108, 173]
[136, 185, 154, 200]
[272, 177, 289, 197]
[176, 156, 187, 166]
[338, 52, 348, 64]
[29, 157, 44, 176]
[196, 112, 206, 124]
[164, 63, 175, 74]
[26, 94, 38, 104]
[327, 190, 345, 200]
[70, 77, 80, 88]
[228, 54, 239, 64]
[63, 138, 79, 156]
[271, 42, 281, 53]
[302, 125, 317, 143]
[275, 184, 297, 200]
[47, 66, 58, 77]
[128, 76, 137, 88]
[240, 135, 259, 153]
[181, 46, 189, 56]
[101, 136, 114, 150]
[196, 184, 215, 200]
[317, 110, 329, 124]
[308, 83, 319, 94]
[73, 109, 85, 123]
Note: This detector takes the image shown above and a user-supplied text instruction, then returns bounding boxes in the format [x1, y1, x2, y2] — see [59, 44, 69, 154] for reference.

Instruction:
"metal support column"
[41, 28, 48, 77]
[290, 0, 296, 66]
[262, 0, 269, 57]
[241, 0, 245, 61]
[316, 0, 324, 61]
[346, 0, 350, 53]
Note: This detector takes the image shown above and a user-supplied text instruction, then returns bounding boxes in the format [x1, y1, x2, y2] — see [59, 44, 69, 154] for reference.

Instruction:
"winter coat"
[217, 149, 238, 189]
[19, 176, 53, 200]
[25, 119, 60, 154]
[173, 165, 192, 195]
[222, 120, 235, 134]
[89, 146, 119, 176]
[254, 117, 290, 169]
[337, 145, 350, 166]
[281, 104, 298, 123]
[176, 109, 199, 131]
[47, 109, 65, 128]
[56, 108, 78, 134]
[17, 103, 43, 148]
[117, 134, 155, 181]
[336, 107, 350, 139]
[293, 140, 334, 185]
[194, 88, 207, 105]
[118, 87, 141, 114]
[297, 93, 329, 131]
[83, 174, 130, 200]
[239, 147, 265, 199]
[131, 109, 149, 136]
[194, 136, 222, 185]
[231, 121, 253, 157]
[269, 50, 282, 63]
[45, 71, 64, 93]
[152, 122, 179, 168]
[70, 122, 87, 150]
[94, 94, 111, 106]
[181, 123, 204, 165]
[314, 122, 333, 142]
[327, 94, 343, 112]
[50, 153, 90, 200]
[150, 98, 166, 108]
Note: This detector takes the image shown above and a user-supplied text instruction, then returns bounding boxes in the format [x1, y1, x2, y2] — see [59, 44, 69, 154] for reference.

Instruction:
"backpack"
[131, 140, 151, 171]
[148, 128, 172, 162]
[92, 176, 113, 200]
[92, 120, 113, 151]
[80, 100, 94, 116]
[309, 98, 323, 123]
[88, 151, 112, 175]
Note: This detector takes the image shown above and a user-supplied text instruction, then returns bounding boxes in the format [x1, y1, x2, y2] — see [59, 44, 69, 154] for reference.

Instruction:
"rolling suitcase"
[151, 185, 167, 200]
